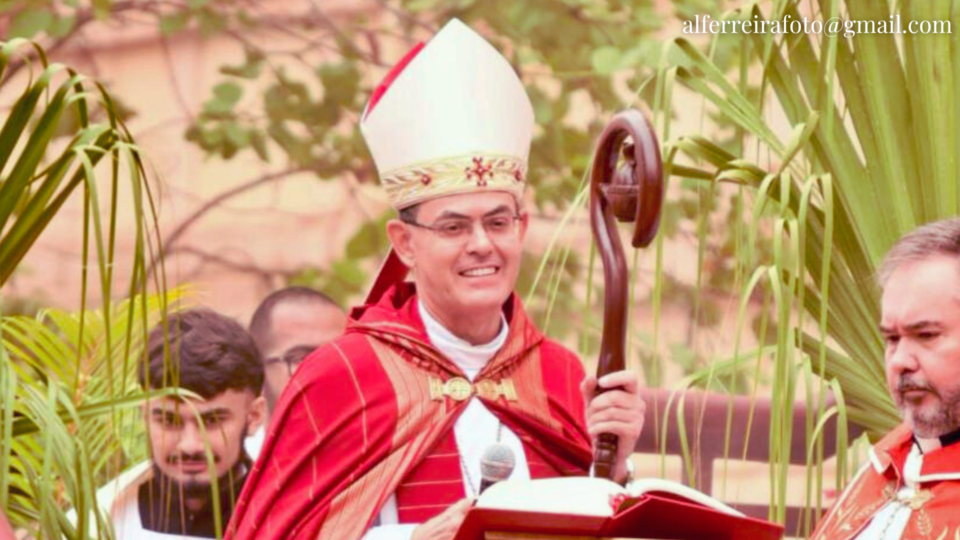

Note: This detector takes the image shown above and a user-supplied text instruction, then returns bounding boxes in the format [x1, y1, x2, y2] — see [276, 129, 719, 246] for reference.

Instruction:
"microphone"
[478, 443, 515, 495]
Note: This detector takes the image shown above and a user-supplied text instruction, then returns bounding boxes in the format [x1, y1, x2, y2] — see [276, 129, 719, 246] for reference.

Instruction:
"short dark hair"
[248, 286, 341, 353]
[140, 308, 263, 398]
[398, 204, 420, 224]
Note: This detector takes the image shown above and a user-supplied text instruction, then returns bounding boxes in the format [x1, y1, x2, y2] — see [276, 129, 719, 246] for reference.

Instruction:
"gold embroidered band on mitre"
[429, 376, 518, 402]
[381, 153, 527, 209]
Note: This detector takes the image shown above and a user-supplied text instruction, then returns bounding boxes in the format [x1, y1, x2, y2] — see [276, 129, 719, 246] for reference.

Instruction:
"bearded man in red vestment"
[810, 219, 960, 540]
[227, 19, 645, 540]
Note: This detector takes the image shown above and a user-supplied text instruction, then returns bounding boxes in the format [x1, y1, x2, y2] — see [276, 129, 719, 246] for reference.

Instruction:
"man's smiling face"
[397, 191, 528, 323]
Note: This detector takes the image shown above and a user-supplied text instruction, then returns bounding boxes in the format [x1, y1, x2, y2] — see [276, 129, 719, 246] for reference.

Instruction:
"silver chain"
[876, 501, 908, 540]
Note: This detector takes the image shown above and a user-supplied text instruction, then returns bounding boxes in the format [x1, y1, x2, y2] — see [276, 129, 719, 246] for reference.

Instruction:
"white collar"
[418, 300, 508, 377]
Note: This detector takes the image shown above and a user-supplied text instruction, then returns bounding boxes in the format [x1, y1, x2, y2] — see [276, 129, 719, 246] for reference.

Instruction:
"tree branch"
[171, 245, 298, 283]
[0, 1, 145, 85]
[148, 166, 310, 277]
[373, 0, 437, 34]
[158, 31, 196, 123]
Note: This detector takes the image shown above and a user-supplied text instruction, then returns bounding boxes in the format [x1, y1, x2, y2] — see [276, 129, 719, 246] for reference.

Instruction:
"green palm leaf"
[0, 38, 169, 537]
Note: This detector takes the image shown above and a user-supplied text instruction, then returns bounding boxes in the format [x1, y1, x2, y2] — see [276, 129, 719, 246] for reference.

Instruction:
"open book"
[455, 476, 784, 540]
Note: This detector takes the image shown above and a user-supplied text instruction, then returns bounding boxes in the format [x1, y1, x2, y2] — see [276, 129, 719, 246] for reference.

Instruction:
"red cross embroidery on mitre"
[465, 157, 493, 186]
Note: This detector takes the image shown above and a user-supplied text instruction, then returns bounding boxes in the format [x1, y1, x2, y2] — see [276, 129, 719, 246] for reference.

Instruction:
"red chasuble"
[226, 283, 593, 540]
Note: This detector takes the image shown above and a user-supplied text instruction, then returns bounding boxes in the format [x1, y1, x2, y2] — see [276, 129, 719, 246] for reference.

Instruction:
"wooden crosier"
[588, 109, 663, 480]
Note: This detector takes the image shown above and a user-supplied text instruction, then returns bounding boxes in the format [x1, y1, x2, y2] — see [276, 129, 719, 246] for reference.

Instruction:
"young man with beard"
[91, 308, 266, 539]
[244, 286, 346, 458]
[811, 218, 960, 540]
[228, 19, 644, 540]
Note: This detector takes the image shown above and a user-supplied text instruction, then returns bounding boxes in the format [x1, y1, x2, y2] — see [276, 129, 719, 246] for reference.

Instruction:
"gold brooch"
[475, 379, 518, 401]
[429, 377, 518, 402]
[897, 488, 934, 510]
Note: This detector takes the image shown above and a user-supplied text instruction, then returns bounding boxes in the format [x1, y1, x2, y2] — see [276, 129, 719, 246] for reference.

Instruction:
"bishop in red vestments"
[227, 19, 645, 540]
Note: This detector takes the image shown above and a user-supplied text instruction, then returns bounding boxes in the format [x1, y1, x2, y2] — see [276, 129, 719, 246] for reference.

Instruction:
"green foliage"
[1, 0, 736, 345]
[219, 47, 265, 80]
[7, 9, 54, 39]
[159, 12, 191, 35]
[288, 211, 391, 306]
[2, 292, 184, 538]
[0, 36, 165, 536]
[517, 249, 583, 338]
[345, 213, 392, 260]
[0, 38, 155, 296]
[642, 0, 959, 530]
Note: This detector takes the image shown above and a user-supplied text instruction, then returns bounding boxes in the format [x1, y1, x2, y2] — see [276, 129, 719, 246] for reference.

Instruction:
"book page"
[625, 478, 743, 517]
[474, 476, 745, 519]
[476, 476, 623, 517]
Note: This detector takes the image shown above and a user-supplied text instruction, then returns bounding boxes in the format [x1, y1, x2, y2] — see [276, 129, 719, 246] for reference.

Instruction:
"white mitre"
[360, 18, 534, 209]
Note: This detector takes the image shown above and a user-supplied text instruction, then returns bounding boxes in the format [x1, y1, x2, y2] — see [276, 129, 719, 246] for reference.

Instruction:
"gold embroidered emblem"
[916, 505, 934, 537]
[898, 489, 934, 510]
[428, 377, 519, 402]
[445, 377, 473, 401]
[475, 379, 518, 401]
[429, 377, 445, 400]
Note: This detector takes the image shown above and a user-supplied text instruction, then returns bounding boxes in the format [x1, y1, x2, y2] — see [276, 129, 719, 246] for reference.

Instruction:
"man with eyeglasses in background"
[227, 19, 645, 540]
[245, 287, 346, 459]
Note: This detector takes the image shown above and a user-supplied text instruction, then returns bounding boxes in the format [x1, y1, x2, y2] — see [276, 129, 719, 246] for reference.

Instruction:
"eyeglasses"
[402, 213, 522, 241]
[264, 344, 317, 376]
